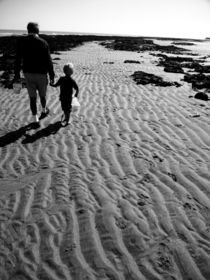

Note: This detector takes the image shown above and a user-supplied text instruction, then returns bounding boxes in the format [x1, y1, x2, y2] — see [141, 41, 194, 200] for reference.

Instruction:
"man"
[14, 22, 55, 127]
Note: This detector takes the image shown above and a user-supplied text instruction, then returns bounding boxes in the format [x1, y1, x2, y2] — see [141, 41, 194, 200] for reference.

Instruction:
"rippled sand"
[0, 41, 210, 280]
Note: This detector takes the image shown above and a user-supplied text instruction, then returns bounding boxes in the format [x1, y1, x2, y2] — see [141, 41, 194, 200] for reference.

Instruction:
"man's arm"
[73, 80, 79, 97]
[46, 43, 55, 84]
[14, 38, 22, 80]
[50, 78, 61, 87]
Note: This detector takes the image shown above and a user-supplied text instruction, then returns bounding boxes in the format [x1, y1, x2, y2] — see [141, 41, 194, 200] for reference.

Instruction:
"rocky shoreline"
[1, 34, 210, 99]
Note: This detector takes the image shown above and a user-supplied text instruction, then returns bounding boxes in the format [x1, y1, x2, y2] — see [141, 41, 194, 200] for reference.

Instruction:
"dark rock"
[183, 73, 210, 90]
[153, 44, 188, 54]
[200, 65, 210, 73]
[124, 60, 141, 64]
[181, 62, 203, 71]
[183, 62, 210, 73]
[101, 38, 154, 52]
[103, 61, 114, 64]
[172, 41, 195, 46]
[157, 54, 195, 63]
[156, 54, 210, 74]
[101, 39, 189, 54]
[194, 92, 209, 101]
[157, 55, 185, 73]
[164, 64, 184, 73]
[131, 71, 181, 87]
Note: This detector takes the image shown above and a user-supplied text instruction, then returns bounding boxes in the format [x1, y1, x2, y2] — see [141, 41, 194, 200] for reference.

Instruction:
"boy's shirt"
[54, 76, 79, 100]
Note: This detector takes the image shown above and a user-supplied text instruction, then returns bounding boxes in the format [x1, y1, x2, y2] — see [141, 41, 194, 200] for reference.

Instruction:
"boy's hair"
[27, 22, 39, 34]
[63, 63, 74, 75]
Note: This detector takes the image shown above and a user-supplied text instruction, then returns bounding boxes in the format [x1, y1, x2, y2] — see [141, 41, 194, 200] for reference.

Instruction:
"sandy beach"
[0, 38, 210, 280]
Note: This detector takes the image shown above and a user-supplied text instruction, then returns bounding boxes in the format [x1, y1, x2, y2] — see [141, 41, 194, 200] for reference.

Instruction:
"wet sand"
[0, 39, 210, 280]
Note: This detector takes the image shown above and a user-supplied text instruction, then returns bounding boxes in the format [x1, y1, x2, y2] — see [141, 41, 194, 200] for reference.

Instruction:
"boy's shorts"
[24, 73, 48, 98]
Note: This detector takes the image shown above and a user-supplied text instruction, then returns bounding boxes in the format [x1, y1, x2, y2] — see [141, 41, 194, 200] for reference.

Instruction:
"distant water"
[0, 29, 89, 36]
[0, 29, 121, 37]
[1, 29, 205, 41]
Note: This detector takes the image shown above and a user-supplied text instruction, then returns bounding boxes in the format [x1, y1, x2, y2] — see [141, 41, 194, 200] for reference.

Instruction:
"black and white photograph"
[0, 1, 210, 279]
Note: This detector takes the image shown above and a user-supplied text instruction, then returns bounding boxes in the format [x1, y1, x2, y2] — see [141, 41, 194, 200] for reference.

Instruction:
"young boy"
[51, 63, 79, 125]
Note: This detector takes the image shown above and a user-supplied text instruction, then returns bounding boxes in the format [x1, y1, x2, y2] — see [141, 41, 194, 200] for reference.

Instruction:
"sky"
[0, 0, 210, 39]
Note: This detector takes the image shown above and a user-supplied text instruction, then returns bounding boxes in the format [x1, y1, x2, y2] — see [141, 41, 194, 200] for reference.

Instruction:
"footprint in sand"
[152, 242, 175, 274]
[153, 153, 164, 162]
[167, 172, 177, 182]
[115, 216, 128, 230]
[137, 192, 152, 207]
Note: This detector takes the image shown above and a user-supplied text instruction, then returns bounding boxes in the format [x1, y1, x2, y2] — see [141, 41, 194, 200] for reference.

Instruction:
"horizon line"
[0, 28, 207, 41]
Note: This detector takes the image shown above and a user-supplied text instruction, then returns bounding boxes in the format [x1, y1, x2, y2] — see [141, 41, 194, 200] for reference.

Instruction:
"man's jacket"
[14, 34, 55, 80]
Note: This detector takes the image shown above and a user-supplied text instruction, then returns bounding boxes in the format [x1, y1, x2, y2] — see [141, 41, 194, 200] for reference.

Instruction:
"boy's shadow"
[0, 122, 63, 147]
[22, 121, 63, 144]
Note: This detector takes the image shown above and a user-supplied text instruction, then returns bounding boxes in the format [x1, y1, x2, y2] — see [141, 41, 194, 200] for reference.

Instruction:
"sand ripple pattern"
[1, 42, 210, 280]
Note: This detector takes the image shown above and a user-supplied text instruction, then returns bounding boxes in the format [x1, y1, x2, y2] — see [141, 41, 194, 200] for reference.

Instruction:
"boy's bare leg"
[64, 111, 71, 125]
[65, 112, 70, 122]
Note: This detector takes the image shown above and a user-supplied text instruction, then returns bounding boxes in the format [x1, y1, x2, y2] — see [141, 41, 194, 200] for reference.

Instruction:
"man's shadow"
[22, 121, 63, 144]
[0, 122, 63, 147]
[0, 123, 33, 147]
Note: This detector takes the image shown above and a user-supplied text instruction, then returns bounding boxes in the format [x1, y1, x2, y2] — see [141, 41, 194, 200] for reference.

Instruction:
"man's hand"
[50, 78, 54, 86]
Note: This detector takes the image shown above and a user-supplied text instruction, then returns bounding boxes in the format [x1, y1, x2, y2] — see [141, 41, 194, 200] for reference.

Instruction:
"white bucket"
[72, 97, 80, 108]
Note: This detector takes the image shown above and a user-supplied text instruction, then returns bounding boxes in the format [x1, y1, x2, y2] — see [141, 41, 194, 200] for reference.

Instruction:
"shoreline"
[0, 28, 207, 41]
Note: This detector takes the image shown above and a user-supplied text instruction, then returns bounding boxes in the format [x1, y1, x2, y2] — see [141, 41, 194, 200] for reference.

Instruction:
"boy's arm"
[50, 78, 61, 87]
[73, 81, 79, 97]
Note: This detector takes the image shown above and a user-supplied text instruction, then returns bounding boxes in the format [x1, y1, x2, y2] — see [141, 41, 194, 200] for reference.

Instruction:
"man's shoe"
[39, 108, 50, 120]
[31, 122, 40, 129]
[31, 114, 40, 128]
